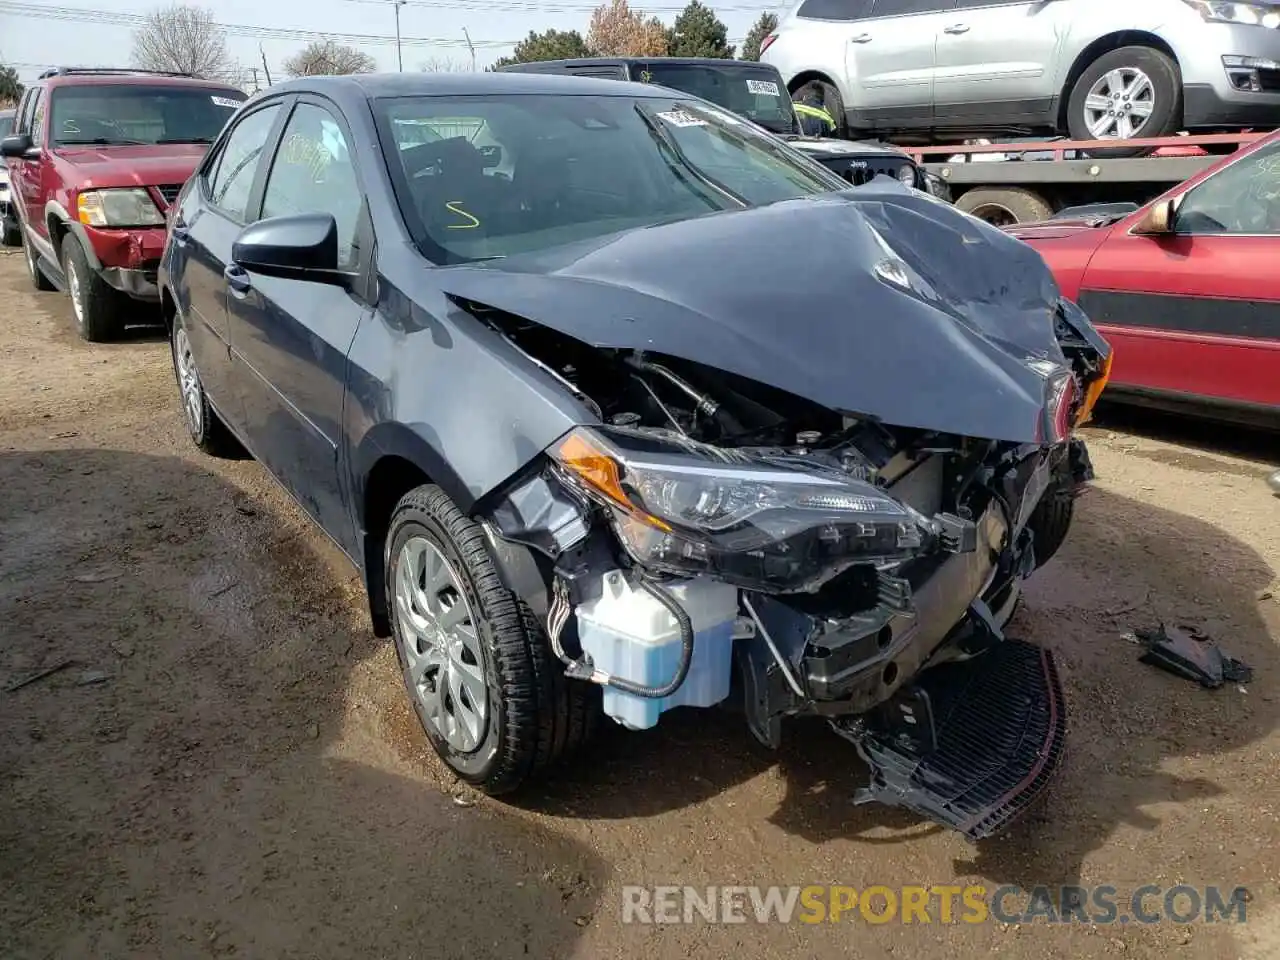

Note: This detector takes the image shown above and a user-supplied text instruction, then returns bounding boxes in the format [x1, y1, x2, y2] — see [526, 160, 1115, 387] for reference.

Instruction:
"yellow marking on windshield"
[445, 200, 480, 229]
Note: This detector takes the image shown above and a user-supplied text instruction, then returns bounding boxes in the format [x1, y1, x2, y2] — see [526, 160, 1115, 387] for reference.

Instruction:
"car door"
[844, 0, 949, 127]
[176, 99, 288, 423]
[12, 87, 47, 237]
[1074, 138, 1280, 411]
[227, 97, 372, 553]
[932, 0, 1070, 128]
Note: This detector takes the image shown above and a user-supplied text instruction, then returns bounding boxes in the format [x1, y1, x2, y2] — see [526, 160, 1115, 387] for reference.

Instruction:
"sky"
[0, 0, 787, 86]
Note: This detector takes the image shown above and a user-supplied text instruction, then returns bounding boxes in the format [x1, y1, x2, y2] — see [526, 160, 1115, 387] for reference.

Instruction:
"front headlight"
[76, 188, 165, 228]
[1182, 0, 1280, 26]
[550, 426, 931, 592]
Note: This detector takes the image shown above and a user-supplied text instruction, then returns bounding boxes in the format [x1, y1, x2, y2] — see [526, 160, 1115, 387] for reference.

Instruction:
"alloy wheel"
[1083, 68, 1155, 140]
[66, 256, 85, 327]
[174, 327, 204, 437]
[394, 536, 489, 753]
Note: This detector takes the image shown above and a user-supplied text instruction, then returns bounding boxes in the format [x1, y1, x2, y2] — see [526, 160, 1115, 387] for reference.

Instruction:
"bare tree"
[588, 0, 669, 57]
[283, 41, 377, 77]
[419, 57, 471, 73]
[131, 3, 239, 82]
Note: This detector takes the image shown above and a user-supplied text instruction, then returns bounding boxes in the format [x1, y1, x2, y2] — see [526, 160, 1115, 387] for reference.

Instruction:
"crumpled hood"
[437, 181, 1105, 444]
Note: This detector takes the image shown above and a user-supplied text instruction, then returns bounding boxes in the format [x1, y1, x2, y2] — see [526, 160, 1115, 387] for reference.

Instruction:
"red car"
[1007, 131, 1280, 428]
[0, 68, 246, 341]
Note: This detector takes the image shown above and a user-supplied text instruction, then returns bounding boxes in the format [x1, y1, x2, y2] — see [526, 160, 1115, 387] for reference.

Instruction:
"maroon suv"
[0, 68, 246, 341]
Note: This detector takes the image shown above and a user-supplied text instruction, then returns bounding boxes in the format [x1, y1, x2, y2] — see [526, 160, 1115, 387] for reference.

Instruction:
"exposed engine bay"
[471, 294, 1108, 840]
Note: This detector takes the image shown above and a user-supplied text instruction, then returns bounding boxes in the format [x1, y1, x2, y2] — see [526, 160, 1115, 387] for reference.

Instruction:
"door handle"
[850, 33, 872, 43]
[224, 264, 252, 297]
[943, 23, 970, 34]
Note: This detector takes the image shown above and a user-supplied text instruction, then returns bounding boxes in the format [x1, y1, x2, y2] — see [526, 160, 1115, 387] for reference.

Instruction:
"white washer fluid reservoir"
[575, 571, 739, 730]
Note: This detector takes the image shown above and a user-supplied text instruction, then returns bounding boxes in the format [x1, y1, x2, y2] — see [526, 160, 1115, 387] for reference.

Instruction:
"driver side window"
[1175, 141, 1280, 236]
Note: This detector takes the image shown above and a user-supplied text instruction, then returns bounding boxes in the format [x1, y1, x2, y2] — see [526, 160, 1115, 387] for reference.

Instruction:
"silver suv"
[761, 0, 1280, 146]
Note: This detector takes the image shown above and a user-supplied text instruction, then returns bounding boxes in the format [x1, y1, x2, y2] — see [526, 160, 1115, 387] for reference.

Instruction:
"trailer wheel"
[1066, 46, 1181, 159]
[955, 187, 1053, 226]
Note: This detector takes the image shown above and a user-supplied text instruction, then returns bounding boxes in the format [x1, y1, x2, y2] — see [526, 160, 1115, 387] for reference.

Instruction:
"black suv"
[497, 57, 948, 198]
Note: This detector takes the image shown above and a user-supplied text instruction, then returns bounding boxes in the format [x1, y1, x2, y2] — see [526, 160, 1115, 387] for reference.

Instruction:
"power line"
[341, 0, 783, 10]
[0, 1, 517, 48]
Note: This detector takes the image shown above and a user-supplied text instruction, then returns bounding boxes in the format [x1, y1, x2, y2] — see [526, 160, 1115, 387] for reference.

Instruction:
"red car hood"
[54, 143, 208, 189]
[1003, 218, 1102, 242]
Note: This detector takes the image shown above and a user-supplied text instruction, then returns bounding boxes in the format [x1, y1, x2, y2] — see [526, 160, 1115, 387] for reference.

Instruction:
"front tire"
[170, 322, 239, 457]
[386, 484, 596, 795]
[1066, 46, 1181, 159]
[62, 237, 124, 342]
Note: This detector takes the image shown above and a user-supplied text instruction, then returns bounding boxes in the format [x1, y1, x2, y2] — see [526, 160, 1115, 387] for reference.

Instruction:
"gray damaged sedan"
[159, 72, 1113, 839]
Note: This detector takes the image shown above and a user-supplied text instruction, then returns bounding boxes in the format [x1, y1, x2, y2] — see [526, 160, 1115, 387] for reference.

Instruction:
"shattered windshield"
[630, 62, 799, 136]
[377, 93, 845, 265]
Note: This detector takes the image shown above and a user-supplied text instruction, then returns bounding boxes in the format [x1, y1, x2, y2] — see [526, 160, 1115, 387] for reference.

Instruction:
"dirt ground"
[1, 246, 1278, 960]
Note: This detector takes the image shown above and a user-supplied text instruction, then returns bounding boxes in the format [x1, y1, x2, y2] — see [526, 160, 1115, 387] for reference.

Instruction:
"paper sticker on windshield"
[656, 109, 707, 128]
[746, 79, 780, 96]
[211, 96, 243, 109]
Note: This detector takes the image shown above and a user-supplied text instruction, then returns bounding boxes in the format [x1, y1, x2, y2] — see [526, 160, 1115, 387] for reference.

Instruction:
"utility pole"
[462, 27, 475, 72]
[395, 0, 407, 72]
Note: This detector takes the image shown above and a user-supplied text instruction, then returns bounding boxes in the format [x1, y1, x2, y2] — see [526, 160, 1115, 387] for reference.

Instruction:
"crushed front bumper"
[799, 500, 1016, 712]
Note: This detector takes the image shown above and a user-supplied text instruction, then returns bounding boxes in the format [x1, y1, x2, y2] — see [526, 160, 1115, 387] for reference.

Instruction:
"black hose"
[603, 578, 695, 700]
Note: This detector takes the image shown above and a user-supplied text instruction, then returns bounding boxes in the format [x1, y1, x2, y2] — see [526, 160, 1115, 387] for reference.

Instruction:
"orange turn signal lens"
[554, 430, 671, 532]
[1075, 350, 1113, 426]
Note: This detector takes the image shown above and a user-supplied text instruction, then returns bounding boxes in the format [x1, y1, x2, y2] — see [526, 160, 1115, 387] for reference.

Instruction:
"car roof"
[34, 70, 245, 92]
[266, 70, 686, 100]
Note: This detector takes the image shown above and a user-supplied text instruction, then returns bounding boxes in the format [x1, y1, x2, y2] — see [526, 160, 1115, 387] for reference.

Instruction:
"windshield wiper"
[156, 137, 214, 144]
[57, 137, 149, 146]
[632, 103, 748, 209]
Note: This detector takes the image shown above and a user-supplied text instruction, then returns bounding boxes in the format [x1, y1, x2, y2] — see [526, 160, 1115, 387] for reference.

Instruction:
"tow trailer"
[902, 130, 1271, 225]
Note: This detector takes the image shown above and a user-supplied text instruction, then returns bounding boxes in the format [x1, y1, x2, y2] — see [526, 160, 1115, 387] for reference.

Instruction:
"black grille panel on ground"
[155, 184, 182, 207]
[850, 637, 1066, 841]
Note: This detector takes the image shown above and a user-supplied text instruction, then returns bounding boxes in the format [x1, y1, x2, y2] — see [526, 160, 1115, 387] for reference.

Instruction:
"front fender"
[345, 279, 597, 522]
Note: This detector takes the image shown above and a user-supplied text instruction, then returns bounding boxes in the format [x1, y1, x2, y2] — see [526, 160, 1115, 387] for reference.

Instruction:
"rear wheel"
[793, 78, 846, 138]
[1066, 46, 1182, 159]
[956, 186, 1053, 226]
[170, 322, 240, 457]
[386, 484, 597, 795]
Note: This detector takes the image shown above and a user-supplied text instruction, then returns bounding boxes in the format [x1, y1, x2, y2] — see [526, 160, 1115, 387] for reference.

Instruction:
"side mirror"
[1131, 197, 1177, 235]
[231, 213, 350, 287]
[0, 134, 35, 159]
